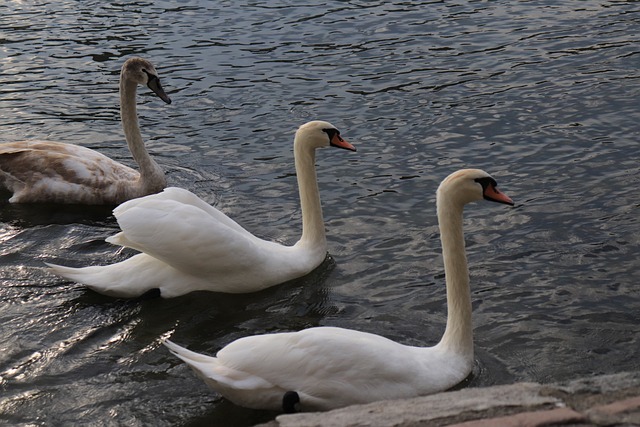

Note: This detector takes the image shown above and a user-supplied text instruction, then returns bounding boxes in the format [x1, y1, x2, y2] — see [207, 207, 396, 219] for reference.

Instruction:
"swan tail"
[45, 260, 158, 298]
[164, 340, 218, 364]
[105, 232, 136, 249]
[164, 340, 227, 385]
[164, 340, 273, 391]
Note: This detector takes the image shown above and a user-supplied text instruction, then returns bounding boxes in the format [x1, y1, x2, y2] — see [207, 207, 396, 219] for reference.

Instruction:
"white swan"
[47, 120, 356, 297]
[163, 169, 514, 412]
[0, 57, 171, 204]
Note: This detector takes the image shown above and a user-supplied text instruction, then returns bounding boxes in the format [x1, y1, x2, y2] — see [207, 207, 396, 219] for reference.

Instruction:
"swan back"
[165, 328, 467, 411]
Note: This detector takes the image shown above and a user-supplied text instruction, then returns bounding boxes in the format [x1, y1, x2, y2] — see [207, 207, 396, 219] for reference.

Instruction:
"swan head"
[438, 169, 514, 207]
[295, 121, 356, 152]
[121, 57, 172, 104]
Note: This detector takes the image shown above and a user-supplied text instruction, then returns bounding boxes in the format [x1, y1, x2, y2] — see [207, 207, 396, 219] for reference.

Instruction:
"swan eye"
[323, 128, 344, 142]
[474, 177, 497, 191]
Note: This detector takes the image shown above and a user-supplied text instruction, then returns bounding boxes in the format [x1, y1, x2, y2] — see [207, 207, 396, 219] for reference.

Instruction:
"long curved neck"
[293, 137, 326, 252]
[436, 194, 474, 357]
[119, 77, 164, 190]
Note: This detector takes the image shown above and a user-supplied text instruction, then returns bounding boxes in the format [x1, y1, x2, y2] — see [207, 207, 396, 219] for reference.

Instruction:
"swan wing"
[0, 141, 137, 184]
[214, 327, 425, 408]
[219, 327, 413, 381]
[107, 195, 267, 275]
[0, 141, 137, 203]
[113, 187, 251, 237]
[0, 140, 100, 157]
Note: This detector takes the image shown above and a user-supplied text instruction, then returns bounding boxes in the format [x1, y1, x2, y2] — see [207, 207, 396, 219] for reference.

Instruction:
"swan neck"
[293, 137, 326, 251]
[120, 78, 165, 190]
[436, 196, 474, 358]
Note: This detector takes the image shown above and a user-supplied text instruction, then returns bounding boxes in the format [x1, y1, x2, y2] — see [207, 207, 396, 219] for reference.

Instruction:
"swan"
[46, 120, 356, 298]
[163, 168, 514, 412]
[0, 57, 171, 204]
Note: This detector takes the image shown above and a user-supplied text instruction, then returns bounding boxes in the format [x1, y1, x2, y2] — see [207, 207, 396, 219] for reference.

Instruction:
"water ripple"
[1, 0, 640, 425]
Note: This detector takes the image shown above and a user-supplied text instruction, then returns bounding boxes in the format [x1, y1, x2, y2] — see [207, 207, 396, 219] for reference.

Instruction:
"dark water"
[1, 1, 639, 425]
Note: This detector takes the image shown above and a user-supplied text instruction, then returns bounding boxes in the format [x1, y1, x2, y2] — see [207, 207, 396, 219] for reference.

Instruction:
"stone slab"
[258, 371, 640, 427]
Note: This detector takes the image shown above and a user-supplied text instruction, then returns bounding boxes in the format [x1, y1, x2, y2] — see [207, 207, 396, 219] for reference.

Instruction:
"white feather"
[163, 169, 514, 411]
[48, 121, 356, 297]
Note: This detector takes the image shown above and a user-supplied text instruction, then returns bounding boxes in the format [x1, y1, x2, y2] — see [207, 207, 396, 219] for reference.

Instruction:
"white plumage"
[47, 120, 356, 298]
[0, 57, 171, 204]
[164, 169, 514, 412]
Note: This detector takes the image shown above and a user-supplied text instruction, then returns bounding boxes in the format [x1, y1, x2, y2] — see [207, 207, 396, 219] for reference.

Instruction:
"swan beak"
[147, 76, 172, 105]
[484, 185, 514, 206]
[330, 134, 356, 152]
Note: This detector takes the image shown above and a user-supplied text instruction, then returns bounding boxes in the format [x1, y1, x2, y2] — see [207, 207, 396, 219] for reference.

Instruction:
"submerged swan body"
[47, 120, 356, 297]
[164, 169, 514, 412]
[0, 57, 171, 204]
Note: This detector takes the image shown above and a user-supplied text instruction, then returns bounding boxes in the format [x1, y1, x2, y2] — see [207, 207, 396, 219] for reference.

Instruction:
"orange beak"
[330, 133, 356, 152]
[484, 185, 514, 206]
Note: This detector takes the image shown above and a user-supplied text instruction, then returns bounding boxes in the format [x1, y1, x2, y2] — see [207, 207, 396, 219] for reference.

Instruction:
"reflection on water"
[1, 1, 639, 425]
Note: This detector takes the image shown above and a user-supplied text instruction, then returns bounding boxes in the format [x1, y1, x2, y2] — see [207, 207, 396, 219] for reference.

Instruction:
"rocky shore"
[258, 371, 640, 427]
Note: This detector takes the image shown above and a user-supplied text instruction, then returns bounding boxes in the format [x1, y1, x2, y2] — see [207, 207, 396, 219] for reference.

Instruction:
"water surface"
[1, 1, 639, 426]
